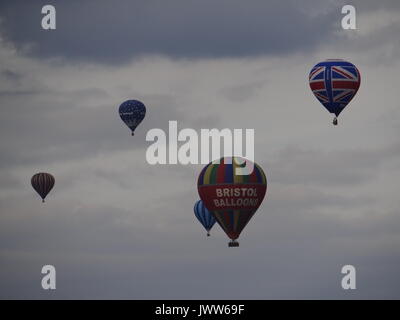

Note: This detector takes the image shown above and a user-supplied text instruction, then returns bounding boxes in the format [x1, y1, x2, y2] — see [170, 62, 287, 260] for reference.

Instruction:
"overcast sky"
[1, 0, 400, 299]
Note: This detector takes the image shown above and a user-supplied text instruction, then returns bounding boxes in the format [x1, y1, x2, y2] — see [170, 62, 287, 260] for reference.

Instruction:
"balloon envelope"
[309, 59, 360, 117]
[119, 100, 146, 135]
[31, 172, 55, 202]
[194, 200, 216, 236]
[197, 157, 267, 242]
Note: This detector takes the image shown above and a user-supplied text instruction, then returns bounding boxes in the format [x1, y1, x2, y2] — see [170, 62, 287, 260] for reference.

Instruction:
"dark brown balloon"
[31, 173, 55, 202]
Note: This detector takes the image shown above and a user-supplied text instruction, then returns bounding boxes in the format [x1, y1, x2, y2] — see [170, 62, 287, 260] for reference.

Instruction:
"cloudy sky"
[0, 0, 400, 299]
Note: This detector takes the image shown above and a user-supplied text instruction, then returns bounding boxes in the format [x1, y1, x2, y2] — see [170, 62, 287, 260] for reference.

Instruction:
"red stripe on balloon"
[309, 81, 325, 90]
[332, 81, 359, 89]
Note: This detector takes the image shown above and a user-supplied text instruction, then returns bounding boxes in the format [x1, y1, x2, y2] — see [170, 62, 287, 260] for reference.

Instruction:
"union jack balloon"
[309, 59, 360, 125]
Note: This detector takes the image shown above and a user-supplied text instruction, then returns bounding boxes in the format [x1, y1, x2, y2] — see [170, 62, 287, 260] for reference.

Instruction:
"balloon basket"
[228, 240, 239, 247]
[333, 117, 338, 126]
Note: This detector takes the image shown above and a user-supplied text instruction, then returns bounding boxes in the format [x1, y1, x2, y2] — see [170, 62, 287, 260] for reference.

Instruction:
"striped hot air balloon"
[194, 200, 217, 237]
[31, 172, 55, 203]
[197, 157, 267, 247]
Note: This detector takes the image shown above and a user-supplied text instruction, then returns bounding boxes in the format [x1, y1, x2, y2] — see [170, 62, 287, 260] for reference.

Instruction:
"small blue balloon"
[194, 200, 216, 236]
[119, 100, 146, 135]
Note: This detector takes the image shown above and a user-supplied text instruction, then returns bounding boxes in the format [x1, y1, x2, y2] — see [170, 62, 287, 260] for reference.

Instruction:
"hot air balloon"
[194, 200, 217, 237]
[118, 99, 146, 135]
[31, 172, 55, 203]
[197, 157, 267, 247]
[309, 59, 360, 125]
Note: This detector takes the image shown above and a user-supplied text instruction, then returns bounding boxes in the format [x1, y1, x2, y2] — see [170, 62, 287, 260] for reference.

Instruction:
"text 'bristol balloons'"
[197, 157, 267, 247]
[118, 100, 146, 136]
[194, 200, 217, 237]
[309, 59, 360, 125]
[31, 172, 55, 203]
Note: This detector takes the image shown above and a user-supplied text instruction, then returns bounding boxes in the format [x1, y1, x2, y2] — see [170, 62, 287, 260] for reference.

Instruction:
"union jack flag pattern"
[309, 59, 360, 117]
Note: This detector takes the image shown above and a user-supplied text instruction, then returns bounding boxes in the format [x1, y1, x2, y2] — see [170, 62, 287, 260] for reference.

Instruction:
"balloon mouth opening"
[228, 240, 239, 247]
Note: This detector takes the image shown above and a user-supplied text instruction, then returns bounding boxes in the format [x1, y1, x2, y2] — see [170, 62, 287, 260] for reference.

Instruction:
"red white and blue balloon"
[309, 59, 360, 124]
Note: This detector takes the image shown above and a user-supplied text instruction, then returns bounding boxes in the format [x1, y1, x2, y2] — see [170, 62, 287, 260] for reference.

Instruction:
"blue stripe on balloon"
[225, 163, 233, 183]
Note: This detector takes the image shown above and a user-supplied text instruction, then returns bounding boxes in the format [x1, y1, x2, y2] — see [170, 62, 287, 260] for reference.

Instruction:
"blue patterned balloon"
[119, 100, 146, 135]
[194, 200, 216, 237]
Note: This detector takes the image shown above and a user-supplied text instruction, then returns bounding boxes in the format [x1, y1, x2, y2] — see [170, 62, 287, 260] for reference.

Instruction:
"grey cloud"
[351, 0, 400, 11]
[269, 145, 391, 187]
[0, 171, 22, 191]
[1, 69, 22, 83]
[2, 191, 399, 299]
[0, 89, 185, 170]
[219, 80, 265, 103]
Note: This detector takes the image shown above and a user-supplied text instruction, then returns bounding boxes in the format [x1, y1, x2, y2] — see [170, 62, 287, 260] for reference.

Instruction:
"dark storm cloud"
[0, 0, 342, 63]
